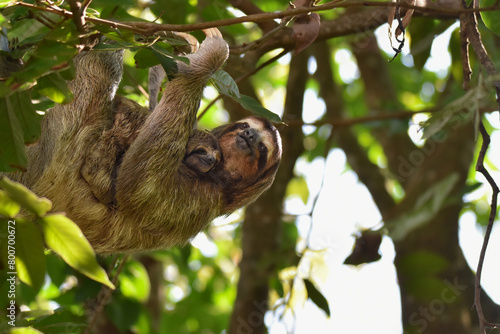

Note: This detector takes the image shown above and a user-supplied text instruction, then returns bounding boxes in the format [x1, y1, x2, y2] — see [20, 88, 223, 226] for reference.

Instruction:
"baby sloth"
[10, 28, 282, 254]
[184, 130, 221, 175]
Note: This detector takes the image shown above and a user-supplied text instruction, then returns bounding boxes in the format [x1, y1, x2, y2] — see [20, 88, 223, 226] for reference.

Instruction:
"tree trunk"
[228, 49, 308, 334]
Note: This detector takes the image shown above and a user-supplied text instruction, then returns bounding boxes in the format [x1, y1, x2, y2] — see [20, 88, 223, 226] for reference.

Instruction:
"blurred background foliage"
[1, 0, 500, 333]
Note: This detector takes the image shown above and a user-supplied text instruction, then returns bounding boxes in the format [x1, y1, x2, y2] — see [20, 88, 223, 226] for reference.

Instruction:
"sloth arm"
[115, 30, 229, 217]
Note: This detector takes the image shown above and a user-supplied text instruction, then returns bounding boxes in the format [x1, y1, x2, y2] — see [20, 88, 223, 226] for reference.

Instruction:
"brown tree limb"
[228, 47, 307, 334]
[84, 255, 129, 334]
[14, 0, 500, 36]
[351, 32, 417, 188]
[226, 0, 278, 32]
[311, 41, 396, 215]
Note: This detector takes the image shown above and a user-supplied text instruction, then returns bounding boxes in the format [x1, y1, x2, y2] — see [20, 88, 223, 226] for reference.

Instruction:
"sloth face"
[184, 130, 221, 174]
[216, 116, 282, 184]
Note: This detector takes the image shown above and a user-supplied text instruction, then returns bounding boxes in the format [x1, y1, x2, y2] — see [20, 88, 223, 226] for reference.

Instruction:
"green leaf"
[409, 19, 452, 70]
[0, 189, 21, 217]
[209, 72, 281, 122]
[15, 218, 46, 292]
[106, 294, 141, 331]
[13, 41, 77, 82]
[35, 73, 74, 104]
[29, 307, 86, 333]
[134, 48, 160, 69]
[150, 46, 182, 74]
[303, 278, 330, 317]
[397, 251, 450, 301]
[0, 177, 52, 216]
[388, 173, 459, 241]
[9, 328, 44, 334]
[119, 260, 150, 303]
[0, 1, 11, 9]
[480, 0, 500, 36]
[39, 214, 115, 289]
[0, 95, 27, 172]
[448, 28, 463, 83]
[421, 82, 490, 140]
[235, 94, 282, 123]
[8, 90, 42, 144]
[211, 70, 240, 99]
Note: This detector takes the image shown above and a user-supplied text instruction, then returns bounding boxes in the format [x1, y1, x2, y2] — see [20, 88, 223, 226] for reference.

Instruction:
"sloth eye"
[239, 122, 249, 129]
[193, 148, 207, 155]
[258, 142, 267, 153]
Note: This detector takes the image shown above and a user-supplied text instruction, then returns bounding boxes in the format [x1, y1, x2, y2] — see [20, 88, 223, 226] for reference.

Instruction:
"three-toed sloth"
[9, 29, 282, 254]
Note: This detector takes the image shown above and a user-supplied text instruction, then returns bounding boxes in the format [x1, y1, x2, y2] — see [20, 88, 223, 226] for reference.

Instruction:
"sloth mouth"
[235, 134, 254, 155]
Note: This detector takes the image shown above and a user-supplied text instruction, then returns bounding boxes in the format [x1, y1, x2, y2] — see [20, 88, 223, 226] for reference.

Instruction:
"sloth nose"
[243, 128, 258, 143]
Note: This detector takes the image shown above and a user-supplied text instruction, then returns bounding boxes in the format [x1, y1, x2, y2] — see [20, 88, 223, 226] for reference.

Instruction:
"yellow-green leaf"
[39, 214, 115, 289]
[10, 328, 44, 334]
[119, 260, 150, 303]
[0, 177, 52, 216]
[36, 73, 74, 104]
[0, 189, 21, 217]
[16, 218, 46, 292]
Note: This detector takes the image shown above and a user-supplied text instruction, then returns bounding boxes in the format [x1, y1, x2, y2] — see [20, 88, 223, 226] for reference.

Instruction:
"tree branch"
[226, 0, 278, 32]
[14, 0, 500, 37]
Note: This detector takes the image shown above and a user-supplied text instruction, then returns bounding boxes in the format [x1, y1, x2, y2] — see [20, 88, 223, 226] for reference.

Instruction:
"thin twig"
[463, 0, 500, 332]
[474, 122, 500, 333]
[84, 254, 130, 334]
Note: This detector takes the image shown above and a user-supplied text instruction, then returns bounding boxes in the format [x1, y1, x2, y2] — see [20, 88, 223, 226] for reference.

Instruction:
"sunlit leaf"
[0, 177, 52, 216]
[119, 260, 151, 303]
[303, 278, 330, 317]
[39, 214, 115, 289]
[35, 73, 74, 104]
[15, 218, 46, 292]
[235, 94, 282, 123]
[211, 69, 240, 99]
[0, 1, 11, 9]
[9, 328, 44, 334]
[0, 189, 21, 217]
[480, 0, 500, 36]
